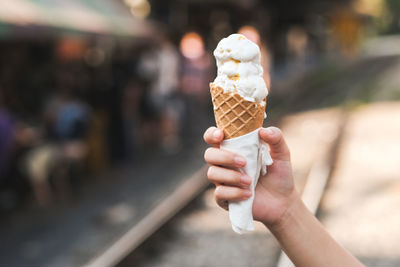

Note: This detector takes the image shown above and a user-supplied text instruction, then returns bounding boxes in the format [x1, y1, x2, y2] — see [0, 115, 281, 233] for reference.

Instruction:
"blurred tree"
[386, 0, 400, 33]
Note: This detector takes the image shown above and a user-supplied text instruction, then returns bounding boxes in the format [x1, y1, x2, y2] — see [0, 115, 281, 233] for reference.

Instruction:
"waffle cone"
[210, 83, 265, 139]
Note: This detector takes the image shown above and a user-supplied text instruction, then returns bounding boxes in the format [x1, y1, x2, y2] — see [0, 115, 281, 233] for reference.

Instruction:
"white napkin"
[220, 128, 273, 234]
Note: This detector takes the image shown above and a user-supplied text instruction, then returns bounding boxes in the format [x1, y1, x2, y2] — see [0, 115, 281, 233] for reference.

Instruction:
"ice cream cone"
[210, 83, 265, 139]
[209, 34, 272, 233]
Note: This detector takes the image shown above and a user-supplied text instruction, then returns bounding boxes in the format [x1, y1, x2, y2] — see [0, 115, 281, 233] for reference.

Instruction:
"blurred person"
[24, 141, 61, 206]
[180, 32, 213, 100]
[24, 72, 91, 206]
[203, 127, 365, 267]
[180, 32, 213, 140]
[138, 35, 183, 152]
[156, 36, 182, 152]
[135, 47, 158, 147]
[286, 26, 309, 67]
[0, 91, 40, 210]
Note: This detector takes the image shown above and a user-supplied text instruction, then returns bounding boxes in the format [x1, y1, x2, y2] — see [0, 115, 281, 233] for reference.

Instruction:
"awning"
[0, 0, 152, 37]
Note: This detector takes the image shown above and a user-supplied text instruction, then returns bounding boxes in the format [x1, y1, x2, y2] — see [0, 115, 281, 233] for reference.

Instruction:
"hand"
[203, 126, 299, 227]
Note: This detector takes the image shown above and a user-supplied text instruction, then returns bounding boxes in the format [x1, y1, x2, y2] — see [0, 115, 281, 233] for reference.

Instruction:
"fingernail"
[264, 128, 274, 135]
[234, 156, 246, 167]
[213, 129, 222, 139]
[240, 175, 252, 185]
[243, 190, 252, 198]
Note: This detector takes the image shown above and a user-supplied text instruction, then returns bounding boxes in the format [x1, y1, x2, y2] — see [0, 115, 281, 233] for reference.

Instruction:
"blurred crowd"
[0, 31, 214, 209]
[1, 0, 394, 214]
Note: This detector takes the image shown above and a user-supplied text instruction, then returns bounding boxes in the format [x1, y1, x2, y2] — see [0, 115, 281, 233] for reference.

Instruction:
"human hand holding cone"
[210, 34, 272, 234]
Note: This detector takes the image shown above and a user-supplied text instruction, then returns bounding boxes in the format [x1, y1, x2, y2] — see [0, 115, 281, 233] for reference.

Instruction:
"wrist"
[265, 191, 303, 233]
[263, 192, 365, 267]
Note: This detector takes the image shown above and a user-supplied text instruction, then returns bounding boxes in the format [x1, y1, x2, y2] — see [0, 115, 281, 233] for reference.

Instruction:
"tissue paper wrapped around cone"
[210, 83, 265, 139]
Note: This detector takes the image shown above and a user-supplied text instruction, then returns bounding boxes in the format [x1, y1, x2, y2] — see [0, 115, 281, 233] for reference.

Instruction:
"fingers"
[214, 185, 252, 210]
[204, 147, 246, 168]
[207, 166, 252, 187]
[207, 165, 252, 211]
[259, 127, 290, 161]
[203, 126, 254, 212]
[203, 127, 224, 147]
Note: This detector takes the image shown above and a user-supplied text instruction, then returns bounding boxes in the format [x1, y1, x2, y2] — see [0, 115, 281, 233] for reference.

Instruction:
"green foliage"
[386, 0, 400, 15]
[384, 0, 400, 33]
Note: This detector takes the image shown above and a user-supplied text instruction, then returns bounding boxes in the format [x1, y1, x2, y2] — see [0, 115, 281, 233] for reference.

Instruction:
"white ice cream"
[213, 34, 268, 105]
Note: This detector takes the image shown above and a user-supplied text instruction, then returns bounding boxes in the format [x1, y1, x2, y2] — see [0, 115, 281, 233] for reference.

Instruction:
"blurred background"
[0, 0, 399, 266]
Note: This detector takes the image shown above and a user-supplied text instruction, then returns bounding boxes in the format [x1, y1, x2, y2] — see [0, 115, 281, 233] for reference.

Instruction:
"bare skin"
[204, 126, 365, 267]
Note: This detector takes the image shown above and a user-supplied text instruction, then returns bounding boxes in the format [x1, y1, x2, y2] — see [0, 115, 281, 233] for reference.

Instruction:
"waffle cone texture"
[210, 83, 265, 139]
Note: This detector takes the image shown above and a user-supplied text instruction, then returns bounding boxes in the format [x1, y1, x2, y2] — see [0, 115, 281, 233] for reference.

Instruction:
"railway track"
[85, 166, 209, 267]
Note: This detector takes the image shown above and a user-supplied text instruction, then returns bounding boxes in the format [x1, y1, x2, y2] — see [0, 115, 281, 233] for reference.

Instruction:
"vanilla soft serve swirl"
[213, 34, 268, 105]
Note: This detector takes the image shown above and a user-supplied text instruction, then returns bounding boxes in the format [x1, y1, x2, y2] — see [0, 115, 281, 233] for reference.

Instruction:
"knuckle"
[225, 170, 238, 183]
[222, 151, 234, 164]
[234, 187, 242, 196]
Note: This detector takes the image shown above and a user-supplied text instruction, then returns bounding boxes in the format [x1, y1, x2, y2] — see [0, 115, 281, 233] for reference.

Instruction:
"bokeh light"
[124, 0, 151, 19]
[179, 32, 205, 59]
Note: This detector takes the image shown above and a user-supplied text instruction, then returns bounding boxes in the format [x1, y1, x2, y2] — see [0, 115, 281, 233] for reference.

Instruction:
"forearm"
[267, 196, 364, 267]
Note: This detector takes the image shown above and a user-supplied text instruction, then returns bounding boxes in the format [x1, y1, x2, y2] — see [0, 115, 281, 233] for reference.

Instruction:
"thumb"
[259, 127, 290, 162]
